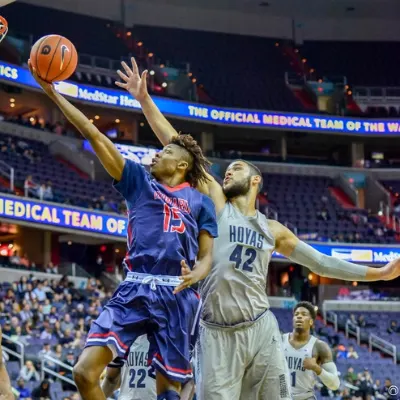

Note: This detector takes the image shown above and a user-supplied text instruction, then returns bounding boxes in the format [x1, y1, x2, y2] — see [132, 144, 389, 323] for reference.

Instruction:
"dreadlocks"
[170, 134, 211, 188]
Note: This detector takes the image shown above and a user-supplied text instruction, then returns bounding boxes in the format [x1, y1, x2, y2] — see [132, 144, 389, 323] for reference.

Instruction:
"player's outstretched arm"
[0, 327, 14, 400]
[269, 220, 400, 281]
[116, 58, 227, 212]
[116, 57, 178, 146]
[28, 60, 125, 181]
[174, 231, 214, 294]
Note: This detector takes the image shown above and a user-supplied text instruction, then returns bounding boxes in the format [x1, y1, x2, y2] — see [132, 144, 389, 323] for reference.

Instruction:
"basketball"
[30, 35, 78, 82]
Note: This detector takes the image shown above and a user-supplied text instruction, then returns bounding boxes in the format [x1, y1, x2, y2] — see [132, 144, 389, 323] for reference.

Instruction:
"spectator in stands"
[387, 320, 400, 334]
[19, 304, 33, 322]
[316, 206, 329, 221]
[94, 255, 105, 278]
[53, 344, 63, 361]
[24, 175, 37, 197]
[381, 378, 397, 400]
[24, 284, 37, 304]
[38, 343, 56, 370]
[346, 345, 359, 359]
[39, 325, 53, 341]
[16, 378, 31, 399]
[358, 314, 376, 328]
[19, 253, 30, 268]
[44, 182, 53, 201]
[60, 314, 74, 333]
[31, 379, 50, 400]
[372, 379, 384, 399]
[344, 366, 357, 385]
[336, 344, 347, 359]
[75, 317, 86, 333]
[47, 306, 58, 324]
[36, 184, 47, 201]
[69, 331, 84, 349]
[61, 350, 76, 391]
[38, 343, 54, 362]
[16, 276, 28, 295]
[59, 329, 74, 346]
[52, 121, 63, 135]
[357, 370, 374, 399]
[347, 313, 359, 327]
[9, 251, 20, 265]
[45, 262, 58, 274]
[33, 282, 47, 302]
[19, 360, 40, 382]
[21, 321, 33, 337]
[11, 302, 21, 316]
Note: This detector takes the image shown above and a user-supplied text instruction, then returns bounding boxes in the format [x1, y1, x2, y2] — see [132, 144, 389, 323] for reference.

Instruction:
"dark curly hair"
[294, 301, 317, 320]
[170, 134, 211, 187]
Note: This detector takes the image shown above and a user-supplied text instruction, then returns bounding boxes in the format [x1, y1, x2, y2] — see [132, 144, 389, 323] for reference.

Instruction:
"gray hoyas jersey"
[283, 333, 317, 400]
[119, 335, 156, 400]
[201, 202, 274, 325]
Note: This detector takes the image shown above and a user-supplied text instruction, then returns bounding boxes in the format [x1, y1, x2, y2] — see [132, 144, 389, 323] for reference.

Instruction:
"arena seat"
[3, 2, 128, 59]
[300, 41, 400, 87]
[263, 174, 395, 244]
[133, 26, 303, 110]
[0, 131, 123, 210]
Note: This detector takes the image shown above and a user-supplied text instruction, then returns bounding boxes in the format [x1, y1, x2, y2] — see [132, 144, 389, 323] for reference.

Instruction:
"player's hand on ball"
[115, 57, 149, 102]
[28, 59, 54, 94]
[174, 260, 199, 294]
[303, 357, 319, 372]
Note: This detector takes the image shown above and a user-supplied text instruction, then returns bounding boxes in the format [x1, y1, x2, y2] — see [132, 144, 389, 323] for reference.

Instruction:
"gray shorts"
[194, 310, 292, 400]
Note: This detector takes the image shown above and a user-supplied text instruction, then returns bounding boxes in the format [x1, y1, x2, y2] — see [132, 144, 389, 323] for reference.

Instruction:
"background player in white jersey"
[283, 302, 340, 400]
[116, 58, 400, 400]
[101, 335, 195, 400]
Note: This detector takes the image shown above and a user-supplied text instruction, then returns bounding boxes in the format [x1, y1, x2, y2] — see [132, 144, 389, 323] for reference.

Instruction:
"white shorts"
[195, 310, 291, 400]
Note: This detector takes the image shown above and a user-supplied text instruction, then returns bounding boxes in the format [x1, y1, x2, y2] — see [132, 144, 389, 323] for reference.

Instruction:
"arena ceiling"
[9, 0, 400, 20]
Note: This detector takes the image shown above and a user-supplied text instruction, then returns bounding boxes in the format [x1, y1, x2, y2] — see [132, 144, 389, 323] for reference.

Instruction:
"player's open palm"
[174, 260, 199, 294]
[115, 57, 149, 102]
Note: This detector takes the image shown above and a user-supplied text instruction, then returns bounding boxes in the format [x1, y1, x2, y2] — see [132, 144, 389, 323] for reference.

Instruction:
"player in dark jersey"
[29, 61, 218, 400]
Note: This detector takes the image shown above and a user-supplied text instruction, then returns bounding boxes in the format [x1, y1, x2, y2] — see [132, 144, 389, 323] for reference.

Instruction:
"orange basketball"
[30, 35, 78, 83]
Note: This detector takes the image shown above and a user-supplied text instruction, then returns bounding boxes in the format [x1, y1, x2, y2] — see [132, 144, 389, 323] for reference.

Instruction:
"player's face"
[150, 144, 186, 179]
[223, 161, 252, 199]
[293, 307, 313, 332]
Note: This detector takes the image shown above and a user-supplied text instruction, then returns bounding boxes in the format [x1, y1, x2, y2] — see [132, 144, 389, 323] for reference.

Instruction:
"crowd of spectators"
[2, 115, 76, 139]
[1, 274, 110, 400]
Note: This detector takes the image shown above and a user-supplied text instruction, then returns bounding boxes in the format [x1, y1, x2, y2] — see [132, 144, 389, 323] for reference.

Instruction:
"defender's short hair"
[294, 301, 317, 320]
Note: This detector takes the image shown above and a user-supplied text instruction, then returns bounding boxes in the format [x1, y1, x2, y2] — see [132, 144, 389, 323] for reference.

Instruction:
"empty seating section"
[133, 26, 303, 110]
[0, 132, 122, 209]
[4, 2, 128, 59]
[336, 311, 400, 347]
[300, 41, 400, 87]
[264, 174, 395, 243]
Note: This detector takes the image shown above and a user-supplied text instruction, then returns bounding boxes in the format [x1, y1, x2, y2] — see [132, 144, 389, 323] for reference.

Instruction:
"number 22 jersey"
[114, 160, 218, 276]
[114, 335, 156, 400]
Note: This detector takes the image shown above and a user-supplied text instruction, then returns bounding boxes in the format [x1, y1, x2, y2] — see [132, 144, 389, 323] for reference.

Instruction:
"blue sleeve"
[113, 159, 147, 203]
[198, 195, 218, 238]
